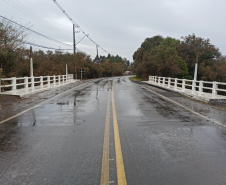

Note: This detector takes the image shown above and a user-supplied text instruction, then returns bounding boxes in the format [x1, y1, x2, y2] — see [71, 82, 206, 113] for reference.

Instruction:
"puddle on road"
[57, 102, 69, 105]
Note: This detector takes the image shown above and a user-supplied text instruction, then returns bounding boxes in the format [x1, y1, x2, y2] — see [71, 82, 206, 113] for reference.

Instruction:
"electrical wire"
[3, 0, 68, 38]
[53, 0, 110, 54]
[22, 42, 91, 57]
[22, 41, 72, 50]
[0, 15, 72, 47]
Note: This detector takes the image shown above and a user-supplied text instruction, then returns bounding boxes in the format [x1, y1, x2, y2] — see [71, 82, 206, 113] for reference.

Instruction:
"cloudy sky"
[0, 0, 225, 62]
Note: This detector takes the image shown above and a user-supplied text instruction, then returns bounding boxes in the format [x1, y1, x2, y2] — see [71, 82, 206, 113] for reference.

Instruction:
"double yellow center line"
[100, 84, 127, 185]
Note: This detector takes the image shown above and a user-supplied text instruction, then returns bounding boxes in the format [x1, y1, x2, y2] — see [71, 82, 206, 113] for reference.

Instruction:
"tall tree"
[179, 34, 221, 79]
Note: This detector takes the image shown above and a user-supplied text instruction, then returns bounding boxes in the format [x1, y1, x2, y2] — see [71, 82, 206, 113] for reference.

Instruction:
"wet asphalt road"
[1, 77, 226, 185]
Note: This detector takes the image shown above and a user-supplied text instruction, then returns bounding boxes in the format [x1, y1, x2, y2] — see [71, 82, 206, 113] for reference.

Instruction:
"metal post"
[81, 68, 83, 80]
[73, 24, 77, 79]
[66, 64, 68, 76]
[30, 46, 33, 77]
[194, 63, 198, 81]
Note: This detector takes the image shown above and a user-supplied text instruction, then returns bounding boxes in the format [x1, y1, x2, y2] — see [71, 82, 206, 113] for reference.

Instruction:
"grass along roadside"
[129, 76, 142, 81]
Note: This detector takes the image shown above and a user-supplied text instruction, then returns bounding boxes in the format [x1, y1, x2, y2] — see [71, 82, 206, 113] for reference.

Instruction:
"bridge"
[0, 76, 226, 185]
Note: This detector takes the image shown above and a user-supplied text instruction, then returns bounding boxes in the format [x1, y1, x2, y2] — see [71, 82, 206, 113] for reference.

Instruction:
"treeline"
[133, 34, 226, 82]
[0, 20, 130, 79]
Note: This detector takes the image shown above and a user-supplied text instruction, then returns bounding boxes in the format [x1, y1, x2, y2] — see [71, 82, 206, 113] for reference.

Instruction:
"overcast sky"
[0, 0, 226, 62]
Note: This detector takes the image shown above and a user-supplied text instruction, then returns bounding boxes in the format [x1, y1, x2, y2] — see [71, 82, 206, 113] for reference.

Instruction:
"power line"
[3, 0, 68, 38]
[23, 42, 91, 57]
[0, 15, 72, 47]
[53, 0, 110, 54]
[23, 41, 73, 50]
[0, 15, 94, 58]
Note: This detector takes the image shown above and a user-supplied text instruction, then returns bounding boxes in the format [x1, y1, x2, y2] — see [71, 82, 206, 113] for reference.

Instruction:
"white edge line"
[137, 84, 226, 128]
[0, 79, 99, 125]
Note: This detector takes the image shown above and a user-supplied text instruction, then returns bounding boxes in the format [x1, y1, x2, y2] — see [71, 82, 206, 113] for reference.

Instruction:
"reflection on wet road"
[0, 77, 226, 185]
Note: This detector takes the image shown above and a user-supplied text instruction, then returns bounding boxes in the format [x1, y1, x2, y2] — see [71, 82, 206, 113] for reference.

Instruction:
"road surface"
[0, 77, 226, 185]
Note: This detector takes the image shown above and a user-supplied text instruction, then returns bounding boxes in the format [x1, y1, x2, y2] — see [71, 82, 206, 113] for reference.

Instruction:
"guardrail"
[148, 76, 226, 101]
[0, 74, 74, 97]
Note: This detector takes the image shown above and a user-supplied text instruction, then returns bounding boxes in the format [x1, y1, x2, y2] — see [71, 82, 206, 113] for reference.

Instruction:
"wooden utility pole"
[30, 46, 33, 77]
[73, 24, 77, 79]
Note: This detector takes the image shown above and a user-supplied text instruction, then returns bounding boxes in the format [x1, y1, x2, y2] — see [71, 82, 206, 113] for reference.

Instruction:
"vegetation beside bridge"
[132, 34, 226, 82]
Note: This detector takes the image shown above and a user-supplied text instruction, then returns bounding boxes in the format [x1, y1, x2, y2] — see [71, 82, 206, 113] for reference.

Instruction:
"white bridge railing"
[0, 74, 74, 97]
[148, 76, 226, 101]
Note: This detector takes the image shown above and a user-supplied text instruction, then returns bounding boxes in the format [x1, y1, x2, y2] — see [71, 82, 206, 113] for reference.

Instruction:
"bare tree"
[0, 18, 30, 76]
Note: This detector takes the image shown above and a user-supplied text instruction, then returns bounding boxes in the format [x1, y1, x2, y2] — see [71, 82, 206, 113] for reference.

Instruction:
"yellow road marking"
[100, 90, 111, 185]
[112, 88, 127, 185]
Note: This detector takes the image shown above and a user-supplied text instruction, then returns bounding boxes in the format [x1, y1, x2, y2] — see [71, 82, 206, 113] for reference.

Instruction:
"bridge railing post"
[163, 77, 165, 86]
[24, 77, 28, 89]
[168, 78, 171, 88]
[182, 79, 186, 92]
[58, 75, 61, 86]
[53, 75, 56, 87]
[198, 81, 203, 96]
[158, 77, 160, 85]
[31, 77, 35, 92]
[212, 81, 217, 98]
[12, 77, 17, 91]
[24, 77, 28, 93]
[40, 76, 43, 89]
[66, 75, 68, 83]
[47, 76, 50, 88]
[174, 78, 178, 90]
[192, 80, 196, 95]
[71, 74, 73, 82]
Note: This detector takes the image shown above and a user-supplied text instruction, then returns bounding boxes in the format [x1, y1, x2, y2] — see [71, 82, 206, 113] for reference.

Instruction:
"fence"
[148, 76, 226, 101]
[0, 74, 74, 97]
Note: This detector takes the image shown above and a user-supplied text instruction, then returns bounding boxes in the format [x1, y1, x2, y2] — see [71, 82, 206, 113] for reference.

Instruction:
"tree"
[0, 19, 29, 77]
[152, 37, 189, 78]
[179, 34, 221, 79]
[133, 36, 188, 79]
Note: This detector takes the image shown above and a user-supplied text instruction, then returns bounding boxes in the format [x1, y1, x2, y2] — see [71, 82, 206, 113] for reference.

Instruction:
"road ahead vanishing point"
[0, 77, 226, 185]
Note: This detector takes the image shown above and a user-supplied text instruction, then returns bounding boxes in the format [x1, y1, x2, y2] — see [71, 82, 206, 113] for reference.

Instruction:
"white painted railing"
[148, 76, 226, 101]
[0, 74, 74, 97]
